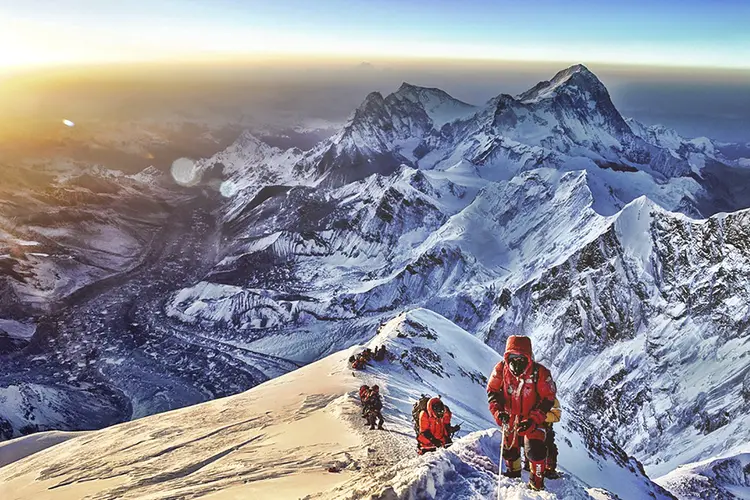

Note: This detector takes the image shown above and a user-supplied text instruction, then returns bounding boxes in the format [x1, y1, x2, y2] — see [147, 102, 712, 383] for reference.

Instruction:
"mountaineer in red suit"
[486, 335, 557, 491]
[416, 397, 453, 454]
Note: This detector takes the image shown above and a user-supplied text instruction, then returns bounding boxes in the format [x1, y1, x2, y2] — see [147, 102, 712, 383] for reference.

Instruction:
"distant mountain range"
[2, 64, 749, 498]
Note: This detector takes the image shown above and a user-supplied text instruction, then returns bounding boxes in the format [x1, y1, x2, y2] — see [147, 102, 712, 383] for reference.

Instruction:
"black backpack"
[412, 395, 431, 434]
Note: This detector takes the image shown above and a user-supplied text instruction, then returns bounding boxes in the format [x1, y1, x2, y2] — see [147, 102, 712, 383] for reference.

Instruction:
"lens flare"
[62, 119, 75, 127]
[219, 180, 239, 198]
[170, 157, 201, 187]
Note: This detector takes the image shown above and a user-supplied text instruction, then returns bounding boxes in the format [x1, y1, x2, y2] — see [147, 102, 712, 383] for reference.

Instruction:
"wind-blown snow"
[0, 431, 83, 469]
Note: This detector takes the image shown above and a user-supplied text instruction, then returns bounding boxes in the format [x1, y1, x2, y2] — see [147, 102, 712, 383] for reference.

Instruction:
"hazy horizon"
[2, 59, 749, 147]
[3, 0, 748, 152]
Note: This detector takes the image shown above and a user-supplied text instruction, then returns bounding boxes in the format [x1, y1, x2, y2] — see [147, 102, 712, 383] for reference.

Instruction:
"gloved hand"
[430, 437, 443, 448]
[517, 418, 535, 436]
[529, 409, 547, 425]
[494, 411, 510, 426]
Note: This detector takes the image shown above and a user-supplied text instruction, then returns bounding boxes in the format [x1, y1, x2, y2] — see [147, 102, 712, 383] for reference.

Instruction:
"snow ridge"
[0, 309, 671, 500]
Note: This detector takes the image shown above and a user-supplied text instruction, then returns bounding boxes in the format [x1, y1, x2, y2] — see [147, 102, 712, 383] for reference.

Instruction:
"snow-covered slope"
[0, 309, 671, 499]
[0, 431, 82, 469]
[156, 161, 750, 487]
[394, 82, 478, 128]
[656, 446, 750, 499]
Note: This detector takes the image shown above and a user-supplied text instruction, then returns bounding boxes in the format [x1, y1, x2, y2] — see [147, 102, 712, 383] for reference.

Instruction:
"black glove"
[430, 437, 443, 447]
[517, 418, 535, 435]
[495, 411, 511, 426]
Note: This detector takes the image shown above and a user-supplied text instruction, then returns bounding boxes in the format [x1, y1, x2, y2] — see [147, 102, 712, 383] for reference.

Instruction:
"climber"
[416, 397, 454, 454]
[362, 348, 374, 362]
[374, 345, 387, 361]
[544, 398, 562, 479]
[486, 335, 557, 491]
[351, 354, 367, 370]
[359, 385, 370, 418]
[359, 384, 370, 403]
[363, 385, 385, 430]
[523, 397, 561, 478]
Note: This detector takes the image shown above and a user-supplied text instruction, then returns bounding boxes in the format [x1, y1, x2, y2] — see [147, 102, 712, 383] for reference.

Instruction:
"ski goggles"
[507, 353, 527, 362]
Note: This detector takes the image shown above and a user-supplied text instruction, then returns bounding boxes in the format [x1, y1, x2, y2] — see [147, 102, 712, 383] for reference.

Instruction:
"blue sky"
[1, 0, 748, 69]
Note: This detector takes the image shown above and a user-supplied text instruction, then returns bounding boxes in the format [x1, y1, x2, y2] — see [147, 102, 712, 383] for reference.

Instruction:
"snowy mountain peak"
[235, 129, 273, 150]
[353, 91, 388, 118]
[390, 82, 477, 128]
[551, 63, 597, 83]
[395, 81, 461, 104]
[366, 309, 499, 392]
[396, 81, 426, 93]
[656, 446, 750, 499]
[517, 63, 610, 105]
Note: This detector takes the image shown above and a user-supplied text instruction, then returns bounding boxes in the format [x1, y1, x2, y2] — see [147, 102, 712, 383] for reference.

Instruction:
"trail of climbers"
[338, 333, 564, 497]
[330, 342, 470, 498]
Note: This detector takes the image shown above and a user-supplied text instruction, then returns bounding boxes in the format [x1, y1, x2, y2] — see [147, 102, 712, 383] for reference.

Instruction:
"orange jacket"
[358, 385, 369, 403]
[486, 336, 556, 423]
[417, 398, 452, 449]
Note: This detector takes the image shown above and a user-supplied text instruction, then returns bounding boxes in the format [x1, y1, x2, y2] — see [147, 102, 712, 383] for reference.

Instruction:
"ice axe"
[450, 420, 464, 437]
[497, 423, 505, 500]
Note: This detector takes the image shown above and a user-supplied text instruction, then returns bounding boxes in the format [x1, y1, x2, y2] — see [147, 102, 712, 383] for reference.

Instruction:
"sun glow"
[0, 17, 747, 71]
[0, 20, 192, 70]
[0, 22, 120, 69]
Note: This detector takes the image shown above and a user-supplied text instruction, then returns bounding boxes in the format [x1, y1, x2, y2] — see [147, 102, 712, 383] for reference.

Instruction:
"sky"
[1, 0, 749, 70]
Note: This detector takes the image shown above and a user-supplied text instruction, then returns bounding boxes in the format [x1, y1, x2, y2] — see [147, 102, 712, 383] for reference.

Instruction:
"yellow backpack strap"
[546, 398, 562, 423]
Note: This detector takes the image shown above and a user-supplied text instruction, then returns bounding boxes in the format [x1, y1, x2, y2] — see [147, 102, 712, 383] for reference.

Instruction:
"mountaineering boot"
[545, 453, 560, 478]
[528, 460, 546, 491]
[501, 458, 522, 478]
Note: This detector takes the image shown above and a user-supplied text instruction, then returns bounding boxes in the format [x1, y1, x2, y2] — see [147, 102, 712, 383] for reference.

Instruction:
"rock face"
[2, 64, 749, 493]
